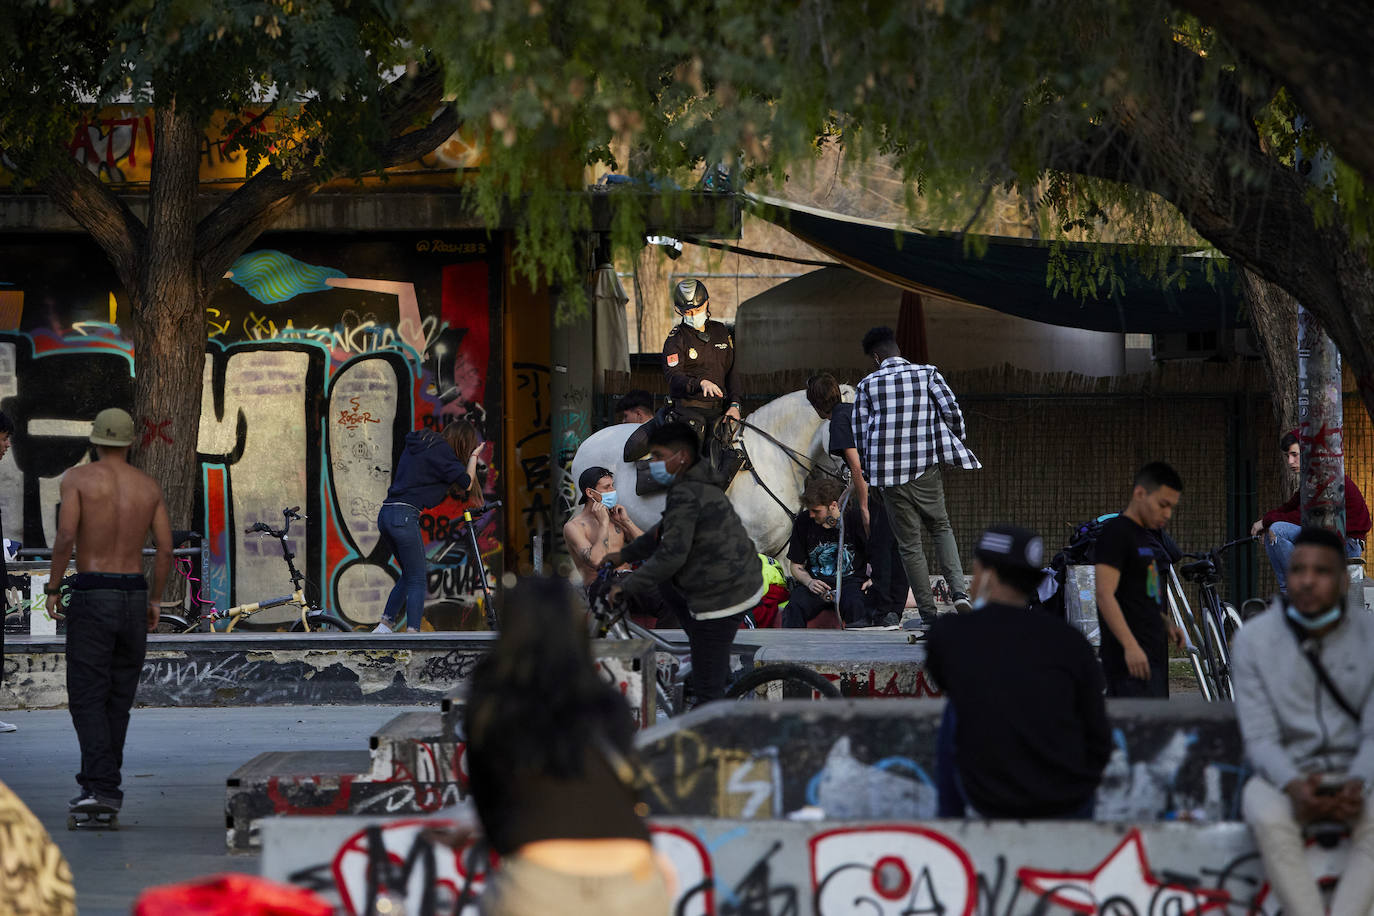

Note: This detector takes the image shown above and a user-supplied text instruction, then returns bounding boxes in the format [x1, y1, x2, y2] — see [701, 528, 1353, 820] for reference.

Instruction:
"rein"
[731, 417, 844, 519]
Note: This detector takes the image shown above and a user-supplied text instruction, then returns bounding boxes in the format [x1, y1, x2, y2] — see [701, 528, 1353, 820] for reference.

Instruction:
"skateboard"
[67, 804, 119, 830]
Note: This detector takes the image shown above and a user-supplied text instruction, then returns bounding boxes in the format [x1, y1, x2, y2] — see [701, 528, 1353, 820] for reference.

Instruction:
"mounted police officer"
[624, 279, 742, 467]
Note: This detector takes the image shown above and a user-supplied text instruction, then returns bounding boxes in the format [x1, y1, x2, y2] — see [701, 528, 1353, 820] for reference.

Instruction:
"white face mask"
[682, 309, 708, 330]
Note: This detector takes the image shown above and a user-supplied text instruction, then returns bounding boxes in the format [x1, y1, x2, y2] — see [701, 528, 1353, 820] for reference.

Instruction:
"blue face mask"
[598, 489, 618, 510]
[682, 310, 708, 330]
[648, 460, 677, 486]
[1286, 604, 1344, 631]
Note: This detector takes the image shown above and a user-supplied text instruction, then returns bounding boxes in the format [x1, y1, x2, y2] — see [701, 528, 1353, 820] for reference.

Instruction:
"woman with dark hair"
[374, 420, 484, 633]
[466, 577, 670, 916]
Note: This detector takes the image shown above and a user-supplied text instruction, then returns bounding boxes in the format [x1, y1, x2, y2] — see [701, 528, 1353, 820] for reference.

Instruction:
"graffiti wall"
[0, 231, 503, 627]
[636, 699, 1245, 823]
[263, 815, 1319, 916]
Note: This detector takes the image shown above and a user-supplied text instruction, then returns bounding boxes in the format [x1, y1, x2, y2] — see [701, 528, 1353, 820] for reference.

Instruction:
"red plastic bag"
[133, 874, 332, 916]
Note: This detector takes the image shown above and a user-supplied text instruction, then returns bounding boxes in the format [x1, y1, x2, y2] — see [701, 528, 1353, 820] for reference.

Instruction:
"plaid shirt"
[854, 357, 981, 486]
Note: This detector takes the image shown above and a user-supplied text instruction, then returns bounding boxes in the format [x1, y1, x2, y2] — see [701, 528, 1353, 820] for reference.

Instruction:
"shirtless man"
[563, 466, 683, 626]
[46, 408, 172, 817]
[564, 466, 642, 585]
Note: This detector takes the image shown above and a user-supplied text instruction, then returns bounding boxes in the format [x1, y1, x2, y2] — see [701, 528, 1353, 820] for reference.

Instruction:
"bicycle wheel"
[153, 614, 193, 634]
[1222, 603, 1244, 643]
[1203, 612, 1233, 700]
[724, 663, 841, 701]
[288, 612, 353, 633]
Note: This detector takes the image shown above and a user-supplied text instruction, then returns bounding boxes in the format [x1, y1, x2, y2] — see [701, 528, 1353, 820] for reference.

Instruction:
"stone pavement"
[0, 704, 428, 915]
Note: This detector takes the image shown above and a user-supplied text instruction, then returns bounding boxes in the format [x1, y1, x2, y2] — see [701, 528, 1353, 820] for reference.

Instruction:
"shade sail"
[749, 196, 1243, 334]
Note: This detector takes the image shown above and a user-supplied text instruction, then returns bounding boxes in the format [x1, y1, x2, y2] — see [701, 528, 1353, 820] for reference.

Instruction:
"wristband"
[44, 585, 62, 595]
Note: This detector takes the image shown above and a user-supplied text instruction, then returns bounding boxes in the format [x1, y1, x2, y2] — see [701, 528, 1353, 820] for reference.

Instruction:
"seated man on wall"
[1252, 431, 1369, 593]
[782, 477, 878, 628]
[564, 465, 681, 627]
[926, 525, 1111, 818]
[1234, 526, 1374, 916]
[805, 372, 909, 619]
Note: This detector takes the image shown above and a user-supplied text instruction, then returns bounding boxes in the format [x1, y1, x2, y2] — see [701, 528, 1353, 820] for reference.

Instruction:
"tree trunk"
[1240, 268, 1299, 431]
[129, 103, 205, 537]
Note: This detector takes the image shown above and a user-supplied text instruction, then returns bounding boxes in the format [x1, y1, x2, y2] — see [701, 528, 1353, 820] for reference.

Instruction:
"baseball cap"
[973, 524, 1045, 573]
[90, 408, 136, 447]
[578, 466, 613, 503]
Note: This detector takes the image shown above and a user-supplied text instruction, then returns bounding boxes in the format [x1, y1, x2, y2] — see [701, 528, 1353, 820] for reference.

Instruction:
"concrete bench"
[260, 814, 1310, 916]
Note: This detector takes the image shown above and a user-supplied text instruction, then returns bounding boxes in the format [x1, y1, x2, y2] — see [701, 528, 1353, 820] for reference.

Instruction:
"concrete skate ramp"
[634, 698, 1242, 823]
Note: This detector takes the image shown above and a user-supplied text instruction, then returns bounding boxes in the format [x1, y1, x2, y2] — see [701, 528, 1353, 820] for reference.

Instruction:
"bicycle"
[426, 501, 503, 631]
[1165, 535, 1255, 702]
[585, 565, 840, 718]
[155, 507, 352, 634]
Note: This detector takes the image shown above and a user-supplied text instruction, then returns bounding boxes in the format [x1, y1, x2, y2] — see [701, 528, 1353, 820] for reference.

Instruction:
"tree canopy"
[0, 0, 456, 529]
[411, 0, 1374, 422]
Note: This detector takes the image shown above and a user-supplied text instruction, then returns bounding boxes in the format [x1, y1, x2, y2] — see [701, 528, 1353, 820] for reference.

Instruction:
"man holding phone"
[1233, 526, 1374, 916]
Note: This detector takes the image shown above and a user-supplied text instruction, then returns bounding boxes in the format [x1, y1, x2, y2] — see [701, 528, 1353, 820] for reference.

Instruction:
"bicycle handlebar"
[465, 501, 502, 515]
[1179, 534, 1260, 562]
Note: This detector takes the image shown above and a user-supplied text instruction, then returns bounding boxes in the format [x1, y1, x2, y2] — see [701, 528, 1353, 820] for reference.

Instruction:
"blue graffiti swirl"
[228, 250, 345, 304]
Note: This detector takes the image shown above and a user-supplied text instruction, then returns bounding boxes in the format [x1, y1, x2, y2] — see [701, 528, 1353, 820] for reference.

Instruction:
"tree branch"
[194, 60, 457, 286]
[1176, 0, 1374, 185]
[25, 154, 146, 291]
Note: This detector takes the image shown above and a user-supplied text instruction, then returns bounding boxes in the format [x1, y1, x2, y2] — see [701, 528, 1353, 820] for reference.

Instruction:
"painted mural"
[0, 232, 503, 628]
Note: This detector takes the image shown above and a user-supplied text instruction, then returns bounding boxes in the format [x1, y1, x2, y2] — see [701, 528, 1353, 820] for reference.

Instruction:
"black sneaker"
[952, 593, 973, 614]
[70, 791, 120, 812]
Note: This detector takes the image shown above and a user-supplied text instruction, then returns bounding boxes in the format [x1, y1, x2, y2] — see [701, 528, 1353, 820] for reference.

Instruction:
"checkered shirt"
[854, 357, 981, 486]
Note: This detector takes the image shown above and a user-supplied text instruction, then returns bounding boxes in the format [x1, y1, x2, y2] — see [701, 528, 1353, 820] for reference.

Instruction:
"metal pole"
[1297, 306, 1347, 535]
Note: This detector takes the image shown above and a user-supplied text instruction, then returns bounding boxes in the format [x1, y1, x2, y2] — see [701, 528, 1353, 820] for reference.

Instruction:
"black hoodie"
[385, 431, 470, 510]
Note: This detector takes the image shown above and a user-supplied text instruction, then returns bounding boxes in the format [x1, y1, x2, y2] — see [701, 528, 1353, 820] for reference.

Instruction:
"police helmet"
[672, 279, 709, 313]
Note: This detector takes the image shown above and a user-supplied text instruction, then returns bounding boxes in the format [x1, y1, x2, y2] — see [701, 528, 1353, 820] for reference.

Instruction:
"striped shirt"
[854, 357, 981, 487]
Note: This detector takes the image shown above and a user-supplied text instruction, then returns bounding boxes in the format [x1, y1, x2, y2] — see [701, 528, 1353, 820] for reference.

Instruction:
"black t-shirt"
[1095, 514, 1168, 672]
[926, 603, 1112, 818]
[828, 403, 857, 456]
[787, 503, 868, 585]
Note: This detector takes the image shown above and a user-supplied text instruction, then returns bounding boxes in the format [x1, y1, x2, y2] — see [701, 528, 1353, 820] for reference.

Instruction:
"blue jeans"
[378, 503, 428, 630]
[1266, 521, 1363, 590]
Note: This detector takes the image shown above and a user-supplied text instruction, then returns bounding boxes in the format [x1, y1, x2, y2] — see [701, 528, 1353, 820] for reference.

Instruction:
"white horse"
[571, 388, 852, 556]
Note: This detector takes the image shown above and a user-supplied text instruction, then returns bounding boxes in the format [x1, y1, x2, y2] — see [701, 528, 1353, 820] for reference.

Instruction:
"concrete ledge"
[261, 816, 1306, 916]
[751, 636, 936, 698]
[635, 698, 1243, 822]
[1, 634, 653, 714]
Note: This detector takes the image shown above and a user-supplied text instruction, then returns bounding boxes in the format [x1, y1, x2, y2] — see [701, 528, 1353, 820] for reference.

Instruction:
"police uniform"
[662, 319, 739, 435]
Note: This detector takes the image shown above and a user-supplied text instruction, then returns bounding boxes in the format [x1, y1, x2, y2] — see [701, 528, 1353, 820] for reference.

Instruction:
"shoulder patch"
[668, 325, 680, 337]
[666, 353, 680, 367]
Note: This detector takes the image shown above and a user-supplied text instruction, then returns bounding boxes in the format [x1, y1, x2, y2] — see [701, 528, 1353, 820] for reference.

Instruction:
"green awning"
[751, 196, 1242, 334]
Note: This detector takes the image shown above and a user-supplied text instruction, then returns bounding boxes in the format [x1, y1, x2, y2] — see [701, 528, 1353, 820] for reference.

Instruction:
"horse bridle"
[732, 418, 845, 518]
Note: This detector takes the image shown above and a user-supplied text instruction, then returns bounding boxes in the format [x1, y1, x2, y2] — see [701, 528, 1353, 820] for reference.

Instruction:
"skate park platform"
[0, 631, 656, 713]
[0, 627, 928, 708]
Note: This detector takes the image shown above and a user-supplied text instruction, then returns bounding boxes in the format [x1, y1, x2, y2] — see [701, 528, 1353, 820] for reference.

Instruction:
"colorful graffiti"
[0, 232, 503, 627]
[270, 816, 1354, 916]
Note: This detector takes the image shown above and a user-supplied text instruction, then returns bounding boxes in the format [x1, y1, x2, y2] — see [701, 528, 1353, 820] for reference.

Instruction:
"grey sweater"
[1232, 602, 1374, 789]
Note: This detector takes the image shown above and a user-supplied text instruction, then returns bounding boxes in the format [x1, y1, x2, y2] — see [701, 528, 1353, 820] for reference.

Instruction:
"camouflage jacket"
[619, 460, 764, 620]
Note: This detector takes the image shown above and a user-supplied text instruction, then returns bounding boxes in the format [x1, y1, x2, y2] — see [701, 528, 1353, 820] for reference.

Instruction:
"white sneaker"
[0, 720, 16, 733]
[373, 619, 394, 634]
